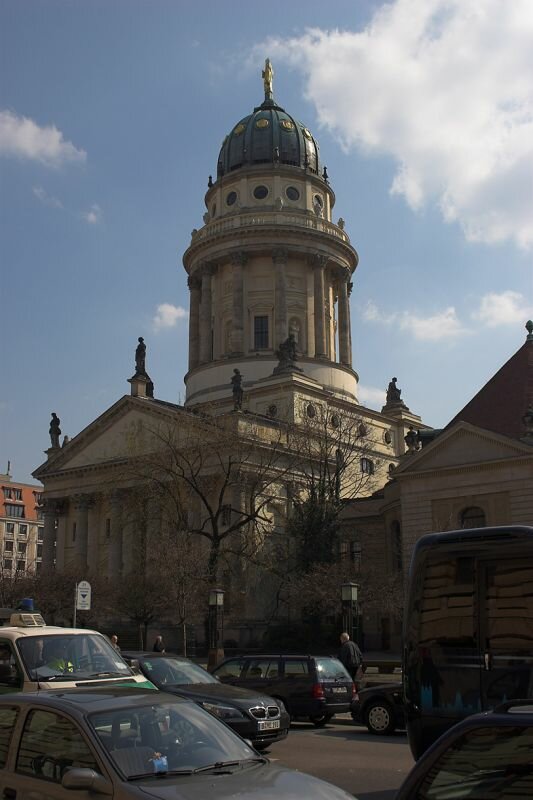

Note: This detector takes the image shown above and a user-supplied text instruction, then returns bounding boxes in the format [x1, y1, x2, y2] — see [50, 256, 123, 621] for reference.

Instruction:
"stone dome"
[217, 97, 325, 181]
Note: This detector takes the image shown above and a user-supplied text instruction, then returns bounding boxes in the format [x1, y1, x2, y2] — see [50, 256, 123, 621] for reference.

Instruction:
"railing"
[190, 212, 351, 245]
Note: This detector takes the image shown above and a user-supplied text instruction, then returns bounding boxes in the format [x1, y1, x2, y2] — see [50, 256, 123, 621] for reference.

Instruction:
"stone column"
[109, 490, 124, 578]
[87, 498, 100, 573]
[188, 275, 202, 370]
[199, 263, 214, 364]
[41, 500, 57, 570]
[73, 494, 91, 571]
[337, 267, 352, 366]
[231, 252, 246, 354]
[273, 248, 289, 347]
[312, 255, 328, 358]
[55, 501, 68, 572]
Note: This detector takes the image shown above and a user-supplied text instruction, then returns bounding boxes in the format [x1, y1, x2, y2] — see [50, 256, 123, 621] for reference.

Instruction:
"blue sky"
[2, 0, 532, 484]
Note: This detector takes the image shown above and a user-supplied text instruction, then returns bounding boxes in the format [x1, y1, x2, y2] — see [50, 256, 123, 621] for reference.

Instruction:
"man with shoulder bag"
[339, 631, 364, 683]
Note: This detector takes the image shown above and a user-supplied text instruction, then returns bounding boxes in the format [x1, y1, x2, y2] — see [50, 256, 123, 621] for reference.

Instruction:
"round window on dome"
[286, 186, 300, 201]
[226, 191, 237, 206]
[303, 128, 313, 140]
[234, 123, 245, 135]
[256, 118, 269, 129]
[281, 119, 295, 131]
[253, 185, 269, 200]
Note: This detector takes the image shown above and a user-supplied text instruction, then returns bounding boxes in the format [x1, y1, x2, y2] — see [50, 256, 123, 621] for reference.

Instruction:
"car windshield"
[17, 634, 132, 681]
[315, 657, 352, 681]
[140, 657, 219, 686]
[418, 725, 533, 799]
[90, 698, 257, 778]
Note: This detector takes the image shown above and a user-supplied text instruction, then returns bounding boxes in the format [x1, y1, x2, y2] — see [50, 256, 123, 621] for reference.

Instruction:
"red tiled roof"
[446, 333, 533, 440]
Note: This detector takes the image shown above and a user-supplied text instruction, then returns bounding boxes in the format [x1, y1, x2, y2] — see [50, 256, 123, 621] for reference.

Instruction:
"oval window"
[256, 118, 269, 129]
[234, 123, 245, 135]
[226, 191, 237, 206]
[253, 185, 269, 200]
[286, 186, 300, 201]
[281, 119, 295, 130]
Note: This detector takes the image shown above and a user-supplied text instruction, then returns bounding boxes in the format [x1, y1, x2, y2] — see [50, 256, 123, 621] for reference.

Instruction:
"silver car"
[0, 688, 355, 799]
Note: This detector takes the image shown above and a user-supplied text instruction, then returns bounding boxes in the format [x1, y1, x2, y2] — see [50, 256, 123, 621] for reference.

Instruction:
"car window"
[16, 709, 98, 782]
[284, 659, 309, 677]
[416, 724, 533, 798]
[213, 659, 243, 678]
[17, 633, 132, 682]
[0, 642, 23, 690]
[315, 657, 352, 680]
[0, 707, 18, 767]
[245, 659, 278, 679]
[141, 657, 218, 685]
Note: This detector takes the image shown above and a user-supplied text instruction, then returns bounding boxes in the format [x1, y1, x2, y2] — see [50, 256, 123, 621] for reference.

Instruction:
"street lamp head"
[209, 588, 224, 607]
[341, 582, 359, 603]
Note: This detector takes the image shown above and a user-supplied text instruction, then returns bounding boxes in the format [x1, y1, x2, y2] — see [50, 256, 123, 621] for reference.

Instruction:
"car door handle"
[3, 788, 17, 800]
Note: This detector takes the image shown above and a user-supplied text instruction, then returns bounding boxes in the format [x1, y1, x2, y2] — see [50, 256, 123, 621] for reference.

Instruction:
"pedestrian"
[338, 631, 364, 682]
[110, 634, 120, 652]
[153, 634, 165, 653]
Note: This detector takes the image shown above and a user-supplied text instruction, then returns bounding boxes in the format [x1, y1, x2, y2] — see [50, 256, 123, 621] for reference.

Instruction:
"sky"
[1, 0, 532, 485]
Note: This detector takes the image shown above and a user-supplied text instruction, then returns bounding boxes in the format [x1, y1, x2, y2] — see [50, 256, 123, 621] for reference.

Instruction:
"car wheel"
[309, 713, 333, 727]
[365, 700, 395, 735]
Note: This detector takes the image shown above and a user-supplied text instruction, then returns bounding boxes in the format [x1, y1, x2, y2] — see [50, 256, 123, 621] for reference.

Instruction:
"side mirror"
[62, 768, 113, 795]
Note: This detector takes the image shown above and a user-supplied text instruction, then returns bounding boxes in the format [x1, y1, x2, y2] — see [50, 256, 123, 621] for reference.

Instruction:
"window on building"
[2, 488, 12, 500]
[4, 542, 13, 553]
[72, 522, 77, 542]
[16, 561, 25, 572]
[391, 521, 403, 572]
[460, 506, 486, 529]
[3, 560, 12, 571]
[18, 524, 28, 537]
[36, 508, 44, 520]
[221, 505, 232, 526]
[36, 544, 43, 559]
[17, 543, 27, 555]
[339, 540, 361, 569]
[37, 527, 44, 541]
[12, 489, 22, 501]
[34, 492, 43, 504]
[5, 523, 14, 536]
[361, 458, 374, 474]
[254, 315, 269, 350]
[5, 505, 24, 518]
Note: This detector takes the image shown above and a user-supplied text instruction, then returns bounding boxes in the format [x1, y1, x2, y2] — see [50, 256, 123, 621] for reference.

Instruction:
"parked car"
[211, 653, 356, 726]
[396, 700, 533, 799]
[351, 682, 405, 735]
[0, 689, 355, 800]
[122, 651, 289, 750]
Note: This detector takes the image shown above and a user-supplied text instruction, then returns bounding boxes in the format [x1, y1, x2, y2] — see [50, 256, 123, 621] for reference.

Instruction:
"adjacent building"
[0, 469, 44, 576]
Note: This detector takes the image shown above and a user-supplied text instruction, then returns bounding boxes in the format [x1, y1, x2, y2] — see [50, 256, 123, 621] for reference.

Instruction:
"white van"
[0, 607, 156, 694]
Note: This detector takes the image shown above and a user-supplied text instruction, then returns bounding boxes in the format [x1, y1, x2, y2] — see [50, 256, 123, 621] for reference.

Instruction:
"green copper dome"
[217, 61, 324, 181]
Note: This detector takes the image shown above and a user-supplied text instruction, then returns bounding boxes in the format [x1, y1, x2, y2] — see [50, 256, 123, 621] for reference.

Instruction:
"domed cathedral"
[183, 60, 361, 414]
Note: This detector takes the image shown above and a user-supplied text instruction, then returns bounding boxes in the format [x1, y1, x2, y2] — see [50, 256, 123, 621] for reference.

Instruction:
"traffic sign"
[76, 580, 92, 611]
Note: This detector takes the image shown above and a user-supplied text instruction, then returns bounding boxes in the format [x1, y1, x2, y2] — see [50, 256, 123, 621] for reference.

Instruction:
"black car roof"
[0, 687, 190, 712]
[122, 651, 190, 661]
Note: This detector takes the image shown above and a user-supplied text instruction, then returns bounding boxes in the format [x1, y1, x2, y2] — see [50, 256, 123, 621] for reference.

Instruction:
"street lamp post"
[207, 588, 224, 670]
[341, 581, 359, 645]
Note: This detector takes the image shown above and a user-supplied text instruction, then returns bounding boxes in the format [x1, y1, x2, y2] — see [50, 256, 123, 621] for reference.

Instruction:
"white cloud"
[81, 204, 102, 225]
[363, 300, 466, 340]
[358, 384, 386, 409]
[257, 0, 533, 249]
[0, 110, 86, 167]
[472, 290, 533, 326]
[32, 185, 63, 209]
[153, 303, 189, 331]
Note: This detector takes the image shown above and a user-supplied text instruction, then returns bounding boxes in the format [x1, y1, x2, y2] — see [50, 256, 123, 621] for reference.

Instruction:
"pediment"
[396, 422, 532, 475]
[34, 397, 183, 477]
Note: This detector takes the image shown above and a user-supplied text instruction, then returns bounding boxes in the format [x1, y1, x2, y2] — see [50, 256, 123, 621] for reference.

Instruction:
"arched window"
[361, 458, 374, 475]
[460, 506, 486, 529]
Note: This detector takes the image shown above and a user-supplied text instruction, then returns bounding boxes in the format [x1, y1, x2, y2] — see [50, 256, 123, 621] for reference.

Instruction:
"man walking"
[339, 631, 363, 682]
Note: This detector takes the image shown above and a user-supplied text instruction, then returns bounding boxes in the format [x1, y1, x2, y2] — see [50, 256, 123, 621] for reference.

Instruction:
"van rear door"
[479, 557, 533, 709]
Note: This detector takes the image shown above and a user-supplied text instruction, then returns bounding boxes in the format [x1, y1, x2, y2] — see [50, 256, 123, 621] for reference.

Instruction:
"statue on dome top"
[262, 58, 274, 100]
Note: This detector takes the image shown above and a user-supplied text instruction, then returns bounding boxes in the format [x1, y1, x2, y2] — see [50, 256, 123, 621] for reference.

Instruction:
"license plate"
[332, 687, 347, 694]
[258, 719, 280, 730]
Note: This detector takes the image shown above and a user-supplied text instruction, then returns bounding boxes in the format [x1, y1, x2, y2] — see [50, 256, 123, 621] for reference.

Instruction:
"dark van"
[212, 654, 356, 726]
[404, 525, 533, 759]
